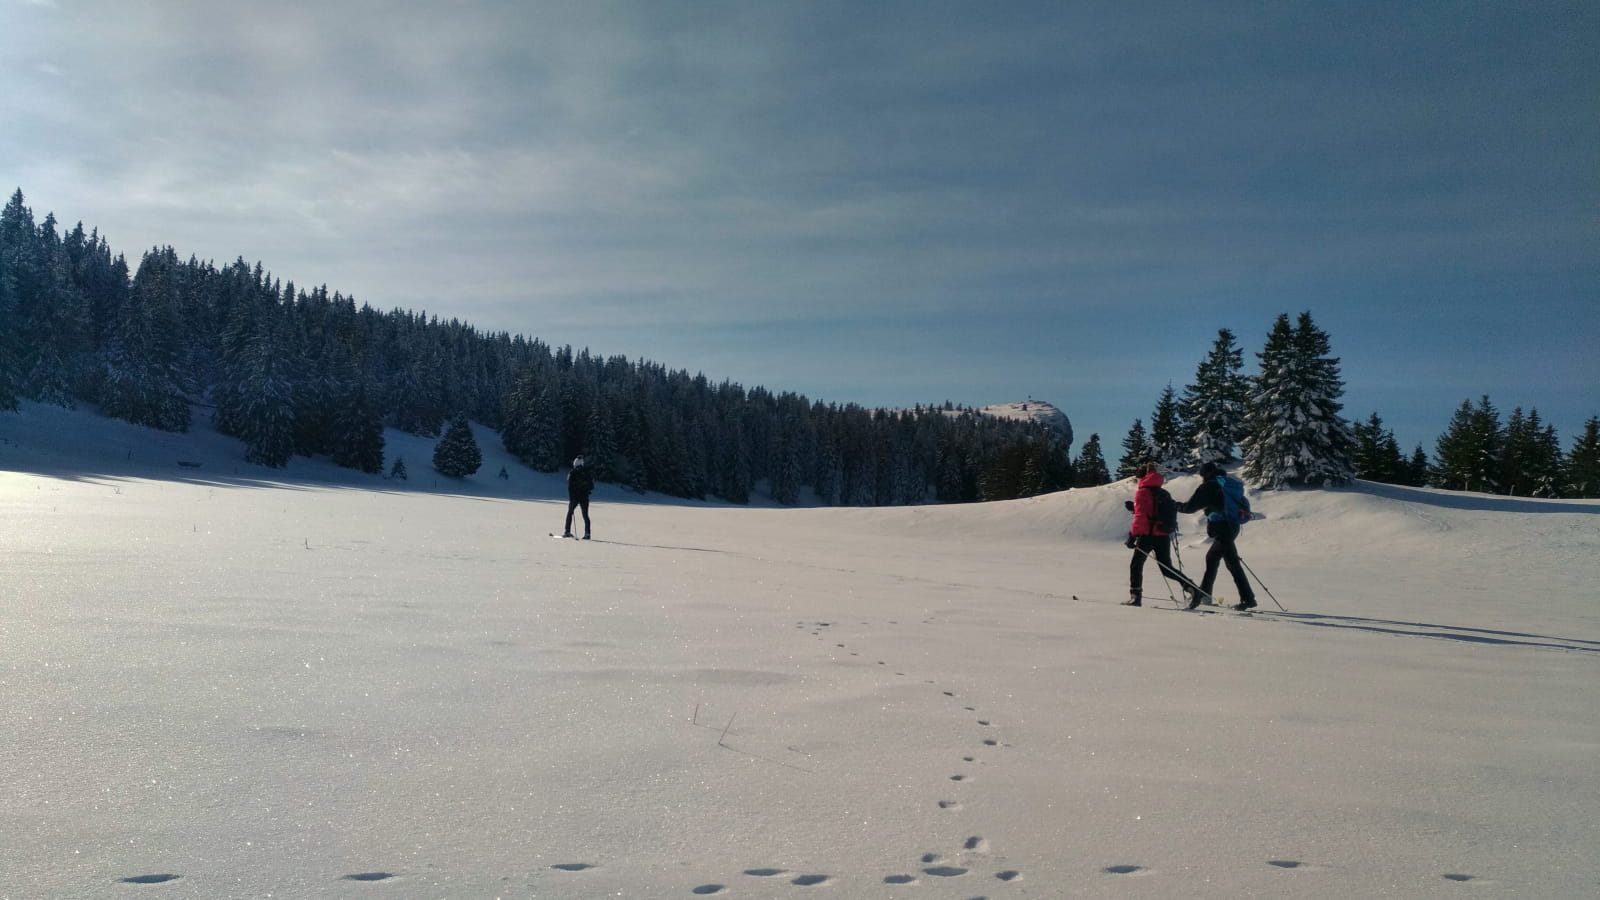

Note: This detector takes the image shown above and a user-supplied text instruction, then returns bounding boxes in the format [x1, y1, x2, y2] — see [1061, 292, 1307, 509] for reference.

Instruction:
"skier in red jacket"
[1124, 463, 1201, 607]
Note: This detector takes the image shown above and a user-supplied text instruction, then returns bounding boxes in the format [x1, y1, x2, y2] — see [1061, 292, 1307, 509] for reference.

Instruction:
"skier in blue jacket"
[1178, 461, 1256, 610]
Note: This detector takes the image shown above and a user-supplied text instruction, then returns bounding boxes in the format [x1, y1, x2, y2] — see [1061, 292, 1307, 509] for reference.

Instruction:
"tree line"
[1104, 312, 1599, 498]
[0, 189, 1076, 505]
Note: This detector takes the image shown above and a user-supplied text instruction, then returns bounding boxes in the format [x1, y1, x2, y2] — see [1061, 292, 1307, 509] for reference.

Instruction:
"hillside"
[974, 399, 1073, 437]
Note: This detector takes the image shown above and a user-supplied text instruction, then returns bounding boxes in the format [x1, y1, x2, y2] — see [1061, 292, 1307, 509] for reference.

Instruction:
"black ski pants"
[1200, 521, 1255, 604]
[1129, 534, 1199, 598]
[565, 495, 591, 536]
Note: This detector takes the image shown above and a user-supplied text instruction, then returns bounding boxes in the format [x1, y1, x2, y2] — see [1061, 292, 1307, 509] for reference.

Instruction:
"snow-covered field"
[3, 402, 1598, 899]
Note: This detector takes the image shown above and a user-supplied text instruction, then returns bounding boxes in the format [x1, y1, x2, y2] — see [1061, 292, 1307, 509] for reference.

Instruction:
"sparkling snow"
[3, 401, 1597, 898]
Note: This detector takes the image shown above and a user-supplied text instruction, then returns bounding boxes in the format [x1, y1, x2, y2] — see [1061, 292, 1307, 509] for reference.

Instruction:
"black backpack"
[1149, 485, 1180, 535]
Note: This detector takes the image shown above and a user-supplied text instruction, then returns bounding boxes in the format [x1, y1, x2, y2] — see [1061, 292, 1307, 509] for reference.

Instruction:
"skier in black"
[1178, 461, 1256, 610]
[563, 456, 594, 539]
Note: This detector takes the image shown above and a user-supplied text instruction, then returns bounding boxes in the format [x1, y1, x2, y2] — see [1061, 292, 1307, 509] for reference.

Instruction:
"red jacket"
[1130, 470, 1169, 537]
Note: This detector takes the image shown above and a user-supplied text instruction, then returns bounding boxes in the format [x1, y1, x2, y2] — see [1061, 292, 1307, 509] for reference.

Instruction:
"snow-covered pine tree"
[1407, 444, 1430, 487]
[1530, 413, 1563, 498]
[99, 247, 191, 432]
[1149, 384, 1187, 472]
[1074, 433, 1111, 486]
[19, 213, 90, 408]
[501, 369, 563, 472]
[330, 377, 385, 473]
[1180, 328, 1247, 467]
[389, 456, 408, 480]
[1564, 417, 1600, 499]
[767, 416, 803, 505]
[1499, 407, 1563, 497]
[237, 322, 296, 468]
[1432, 396, 1502, 492]
[1241, 311, 1356, 489]
[1116, 418, 1152, 481]
[0, 190, 29, 411]
[1352, 412, 1406, 484]
[433, 416, 482, 477]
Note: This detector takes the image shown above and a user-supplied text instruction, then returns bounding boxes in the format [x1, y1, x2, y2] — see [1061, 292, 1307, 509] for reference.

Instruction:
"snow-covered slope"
[3, 401, 1598, 898]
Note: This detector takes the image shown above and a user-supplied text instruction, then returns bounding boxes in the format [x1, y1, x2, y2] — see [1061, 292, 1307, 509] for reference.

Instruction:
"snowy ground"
[3, 402, 1598, 899]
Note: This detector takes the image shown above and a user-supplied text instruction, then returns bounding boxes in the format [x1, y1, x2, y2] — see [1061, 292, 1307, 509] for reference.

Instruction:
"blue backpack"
[1210, 475, 1252, 525]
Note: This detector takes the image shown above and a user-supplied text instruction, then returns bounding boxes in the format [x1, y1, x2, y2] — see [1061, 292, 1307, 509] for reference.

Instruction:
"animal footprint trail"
[798, 614, 1027, 893]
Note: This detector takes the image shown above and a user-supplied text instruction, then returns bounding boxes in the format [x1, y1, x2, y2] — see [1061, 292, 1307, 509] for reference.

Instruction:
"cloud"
[2, 1, 1594, 445]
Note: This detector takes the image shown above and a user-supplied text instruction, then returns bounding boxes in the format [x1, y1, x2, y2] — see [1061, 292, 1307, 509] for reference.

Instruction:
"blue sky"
[4, 0, 1595, 454]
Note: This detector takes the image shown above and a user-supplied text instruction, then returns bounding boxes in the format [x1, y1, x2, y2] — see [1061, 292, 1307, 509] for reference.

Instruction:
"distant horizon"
[6, 180, 1592, 461]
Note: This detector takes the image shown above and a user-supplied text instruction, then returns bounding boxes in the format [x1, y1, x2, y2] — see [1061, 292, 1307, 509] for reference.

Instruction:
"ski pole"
[1132, 541, 1194, 607]
[1169, 538, 1214, 606]
[1237, 556, 1286, 611]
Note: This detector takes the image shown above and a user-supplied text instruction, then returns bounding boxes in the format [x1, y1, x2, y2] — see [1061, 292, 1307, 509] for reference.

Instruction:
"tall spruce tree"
[433, 416, 483, 477]
[100, 247, 191, 432]
[1180, 328, 1247, 467]
[237, 323, 296, 467]
[1148, 384, 1186, 472]
[1499, 407, 1562, 497]
[1241, 311, 1356, 489]
[1116, 419, 1152, 480]
[0, 190, 31, 411]
[1432, 396, 1502, 492]
[1075, 433, 1111, 486]
[1563, 417, 1599, 499]
[1352, 412, 1406, 483]
[330, 377, 386, 474]
[1407, 444, 1430, 487]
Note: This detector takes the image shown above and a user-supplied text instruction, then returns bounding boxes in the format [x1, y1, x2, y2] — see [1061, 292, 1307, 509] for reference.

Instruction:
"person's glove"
[1123, 500, 1134, 511]
[1124, 534, 1137, 549]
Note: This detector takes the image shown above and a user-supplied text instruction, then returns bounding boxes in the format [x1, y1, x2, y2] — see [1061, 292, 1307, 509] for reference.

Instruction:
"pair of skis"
[1072, 594, 1260, 615]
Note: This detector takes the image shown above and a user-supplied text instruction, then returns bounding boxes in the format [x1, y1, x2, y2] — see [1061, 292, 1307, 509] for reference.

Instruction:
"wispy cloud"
[2, 0, 1595, 447]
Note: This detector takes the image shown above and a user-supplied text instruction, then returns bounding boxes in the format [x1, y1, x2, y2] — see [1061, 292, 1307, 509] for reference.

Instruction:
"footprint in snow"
[343, 872, 396, 881]
[1104, 864, 1147, 875]
[691, 885, 725, 895]
[551, 863, 597, 871]
[119, 874, 181, 884]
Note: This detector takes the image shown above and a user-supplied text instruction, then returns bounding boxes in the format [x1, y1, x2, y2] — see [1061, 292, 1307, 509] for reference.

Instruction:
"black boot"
[1123, 592, 1142, 607]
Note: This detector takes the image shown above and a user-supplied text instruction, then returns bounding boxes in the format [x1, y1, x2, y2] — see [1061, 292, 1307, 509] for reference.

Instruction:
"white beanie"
[573, 456, 585, 468]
